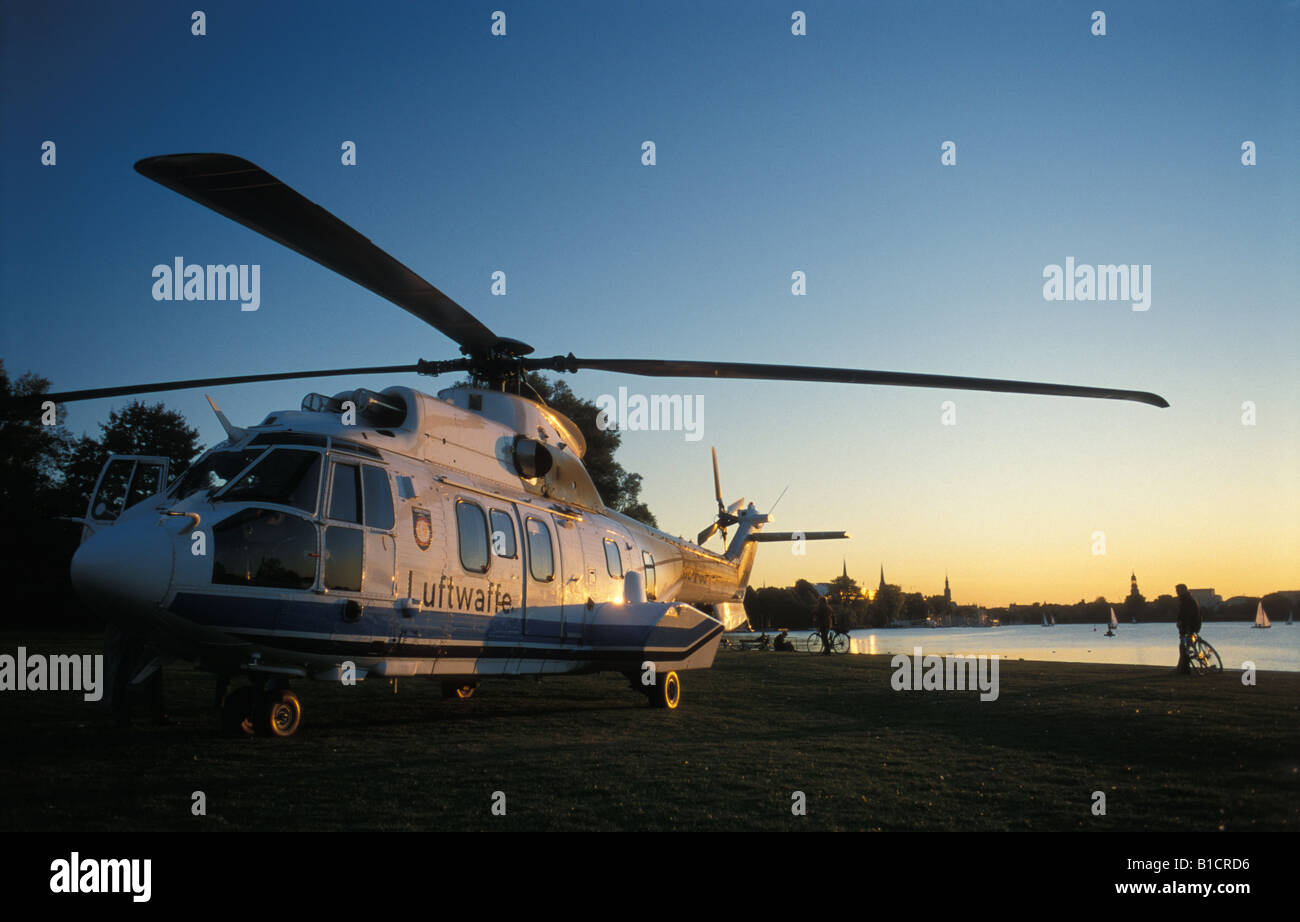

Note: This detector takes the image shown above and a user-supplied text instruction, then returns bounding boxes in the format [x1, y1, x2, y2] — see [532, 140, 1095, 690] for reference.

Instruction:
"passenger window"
[329, 462, 362, 523]
[456, 500, 489, 573]
[221, 450, 321, 512]
[642, 551, 657, 600]
[490, 509, 517, 558]
[362, 465, 395, 530]
[604, 539, 623, 578]
[324, 526, 363, 592]
[395, 475, 416, 500]
[526, 517, 554, 582]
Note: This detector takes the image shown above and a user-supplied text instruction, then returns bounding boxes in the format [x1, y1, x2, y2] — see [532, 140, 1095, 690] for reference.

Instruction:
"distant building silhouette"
[1123, 571, 1146, 622]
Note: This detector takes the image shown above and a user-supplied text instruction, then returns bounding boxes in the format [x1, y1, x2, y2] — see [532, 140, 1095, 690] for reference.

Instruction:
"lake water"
[831, 622, 1300, 672]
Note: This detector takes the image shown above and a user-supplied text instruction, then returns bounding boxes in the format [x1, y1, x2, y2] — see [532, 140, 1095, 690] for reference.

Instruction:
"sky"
[2, 1, 1296, 606]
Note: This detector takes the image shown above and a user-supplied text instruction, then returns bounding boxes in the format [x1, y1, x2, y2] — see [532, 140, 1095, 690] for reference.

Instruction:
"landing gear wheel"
[648, 670, 681, 710]
[442, 681, 478, 699]
[257, 689, 302, 738]
[220, 686, 255, 737]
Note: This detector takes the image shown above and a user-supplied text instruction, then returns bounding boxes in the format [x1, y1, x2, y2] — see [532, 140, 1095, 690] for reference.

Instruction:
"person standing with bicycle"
[1175, 583, 1201, 675]
[815, 596, 835, 656]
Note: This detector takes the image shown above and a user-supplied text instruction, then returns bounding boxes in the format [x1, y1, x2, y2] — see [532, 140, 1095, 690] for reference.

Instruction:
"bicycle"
[1180, 632, 1222, 675]
[806, 630, 850, 654]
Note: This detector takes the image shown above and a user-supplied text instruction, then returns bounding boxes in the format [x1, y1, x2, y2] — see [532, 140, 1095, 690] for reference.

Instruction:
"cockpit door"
[83, 455, 170, 542]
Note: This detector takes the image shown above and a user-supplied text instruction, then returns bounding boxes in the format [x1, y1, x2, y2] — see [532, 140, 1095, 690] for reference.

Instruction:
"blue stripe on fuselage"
[168, 591, 710, 651]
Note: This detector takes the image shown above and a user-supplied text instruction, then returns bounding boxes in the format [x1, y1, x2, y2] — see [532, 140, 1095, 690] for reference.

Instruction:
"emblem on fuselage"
[412, 508, 432, 550]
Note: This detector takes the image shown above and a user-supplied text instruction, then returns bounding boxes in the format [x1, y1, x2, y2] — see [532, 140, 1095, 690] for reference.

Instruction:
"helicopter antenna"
[769, 484, 790, 515]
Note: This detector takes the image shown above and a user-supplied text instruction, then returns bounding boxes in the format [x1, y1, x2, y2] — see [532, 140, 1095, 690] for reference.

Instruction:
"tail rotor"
[697, 447, 743, 546]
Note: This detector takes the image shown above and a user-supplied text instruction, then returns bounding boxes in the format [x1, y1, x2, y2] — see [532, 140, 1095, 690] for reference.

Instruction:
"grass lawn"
[2, 629, 1296, 831]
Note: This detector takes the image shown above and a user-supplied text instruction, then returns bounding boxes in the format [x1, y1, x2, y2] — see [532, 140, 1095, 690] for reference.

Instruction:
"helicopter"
[11, 153, 1168, 737]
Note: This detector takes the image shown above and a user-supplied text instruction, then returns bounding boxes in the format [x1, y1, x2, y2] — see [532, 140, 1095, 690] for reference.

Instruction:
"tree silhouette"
[58, 401, 202, 516]
[0, 361, 71, 522]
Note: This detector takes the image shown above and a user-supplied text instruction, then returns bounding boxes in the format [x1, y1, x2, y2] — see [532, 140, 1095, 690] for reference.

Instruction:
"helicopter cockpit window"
[171, 449, 264, 502]
[604, 539, 623, 579]
[90, 459, 133, 520]
[329, 462, 362, 523]
[219, 450, 322, 512]
[361, 465, 395, 530]
[526, 516, 554, 582]
[125, 463, 165, 509]
[489, 510, 516, 558]
[249, 432, 327, 448]
[456, 500, 489, 574]
[212, 507, 317, 590]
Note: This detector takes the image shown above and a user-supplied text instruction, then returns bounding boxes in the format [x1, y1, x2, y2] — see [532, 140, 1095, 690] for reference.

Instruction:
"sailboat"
[1253, 602, 1271, 629]
[1106, 607, 1117, 637]
[1042, 612, 1055, 627]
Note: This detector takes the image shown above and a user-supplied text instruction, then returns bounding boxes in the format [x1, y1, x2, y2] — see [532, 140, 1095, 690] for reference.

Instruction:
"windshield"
[170, 449, 264, 502]
[219, 449, 322, 512]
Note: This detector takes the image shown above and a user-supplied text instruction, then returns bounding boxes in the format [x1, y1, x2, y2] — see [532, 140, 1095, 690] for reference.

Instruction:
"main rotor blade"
[134, 154, 499, 355]
[534, 357, 1169, 408]
[7, 364, 434, 408]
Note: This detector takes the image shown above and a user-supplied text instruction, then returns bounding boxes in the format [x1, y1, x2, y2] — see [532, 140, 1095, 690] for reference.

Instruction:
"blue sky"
[3, 1, 1296, 604]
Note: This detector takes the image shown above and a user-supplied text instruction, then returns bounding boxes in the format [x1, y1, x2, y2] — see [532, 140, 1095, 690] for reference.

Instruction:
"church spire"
[944, 571, 951, 603]
[842, 558, 848, 580]
[879, 565, 886, 592]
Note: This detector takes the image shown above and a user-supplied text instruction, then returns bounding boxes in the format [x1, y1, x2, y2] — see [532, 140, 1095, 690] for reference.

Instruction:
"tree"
[792, 579, 820, 609]
[0, 362, 79, 622]
[823, 573, 864, 628]
[0, 361, 71, 519]
[870, 583, 904, 627]
[827, 572, 862, 605]
[744, 585, 808, 630]
[903, 592, 929, 623]
[58, 401, 203, 516]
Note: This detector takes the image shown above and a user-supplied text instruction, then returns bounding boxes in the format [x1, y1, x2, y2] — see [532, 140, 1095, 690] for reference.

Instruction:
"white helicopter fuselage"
[72, 386, 756, 690]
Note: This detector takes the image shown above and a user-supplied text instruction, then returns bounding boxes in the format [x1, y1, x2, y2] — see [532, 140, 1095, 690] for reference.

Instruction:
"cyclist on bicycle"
[1175, 583, 1201, 675]
[815, 596, 834, 656]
